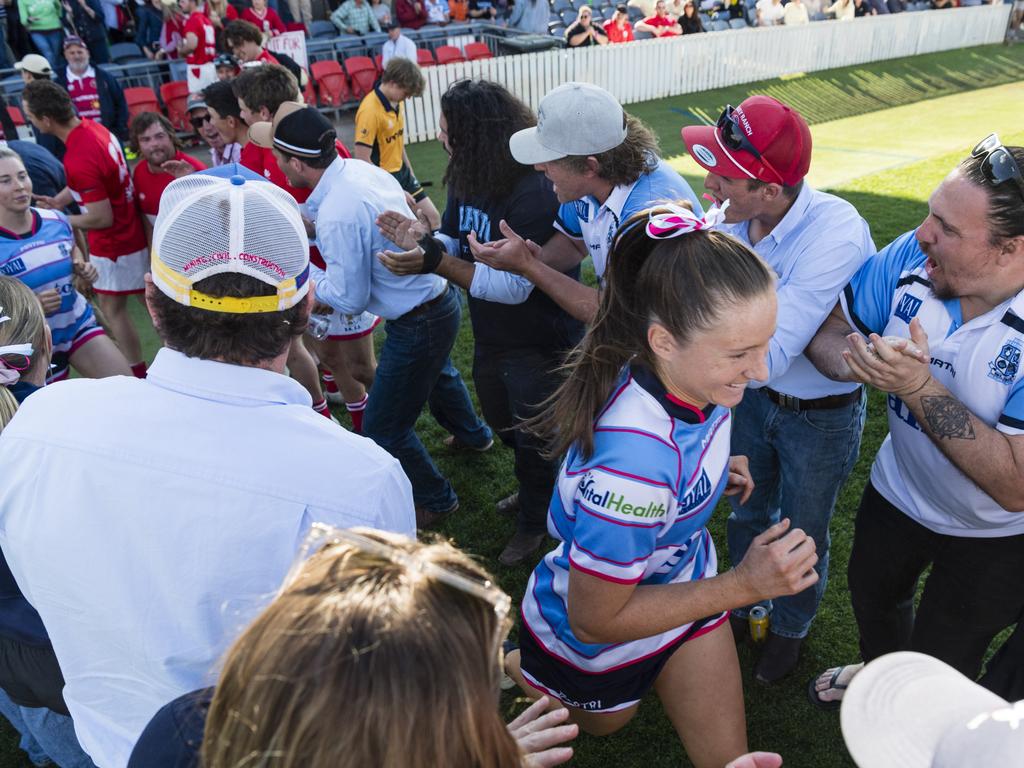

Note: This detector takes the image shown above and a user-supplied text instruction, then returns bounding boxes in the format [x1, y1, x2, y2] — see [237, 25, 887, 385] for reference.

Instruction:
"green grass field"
[3, 41, 1022, 768]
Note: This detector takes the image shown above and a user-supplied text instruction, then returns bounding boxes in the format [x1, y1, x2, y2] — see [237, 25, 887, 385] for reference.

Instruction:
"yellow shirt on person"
[354, 86, 405, 173]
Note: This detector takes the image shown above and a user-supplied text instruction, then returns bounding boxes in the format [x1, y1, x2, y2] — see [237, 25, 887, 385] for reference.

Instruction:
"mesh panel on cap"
[153, 174, 308, 292]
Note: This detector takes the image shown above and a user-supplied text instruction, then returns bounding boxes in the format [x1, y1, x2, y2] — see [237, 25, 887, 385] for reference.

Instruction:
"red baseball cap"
[681, 95, 812, 187]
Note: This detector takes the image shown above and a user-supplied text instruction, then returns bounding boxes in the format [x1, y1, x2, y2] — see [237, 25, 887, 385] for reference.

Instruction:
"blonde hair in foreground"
[201, 529, 521, 768]
[0, 276, 47, 432]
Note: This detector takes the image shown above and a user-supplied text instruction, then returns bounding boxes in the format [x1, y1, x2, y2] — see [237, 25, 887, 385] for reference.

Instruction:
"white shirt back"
[0, 348, 414, 767]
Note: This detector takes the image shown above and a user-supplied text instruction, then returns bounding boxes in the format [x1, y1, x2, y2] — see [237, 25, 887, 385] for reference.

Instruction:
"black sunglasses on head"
[972, 133, 1024, 202]
[716, 105, 784, 184]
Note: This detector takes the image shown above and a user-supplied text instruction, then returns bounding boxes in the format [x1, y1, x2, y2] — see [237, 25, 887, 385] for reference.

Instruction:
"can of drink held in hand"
[306, 313, 331, 341]
[749, 606, 769, 644]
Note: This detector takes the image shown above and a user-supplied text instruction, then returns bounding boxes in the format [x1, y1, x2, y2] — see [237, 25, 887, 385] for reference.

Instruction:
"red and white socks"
[346, 394, 368, 434]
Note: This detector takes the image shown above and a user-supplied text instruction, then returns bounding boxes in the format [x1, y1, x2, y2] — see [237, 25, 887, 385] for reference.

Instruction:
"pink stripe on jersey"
[687, 413, 729, 485]
[594, 425, 679, 451]
[577, 502, 663, 529]
[572, 539, 653, 568]
[568, 556, 642, 584]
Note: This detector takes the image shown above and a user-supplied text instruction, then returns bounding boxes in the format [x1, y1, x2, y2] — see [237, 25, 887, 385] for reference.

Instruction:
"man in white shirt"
[0, 168, 414, 768]
[756, 0, 785, 24]
[806, 136, 1024, 709]
[381, 21, 417, 66]
[682, 96, 874, 683]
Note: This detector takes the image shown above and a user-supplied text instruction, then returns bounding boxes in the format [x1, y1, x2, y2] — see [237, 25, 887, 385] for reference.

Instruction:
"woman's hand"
[731, 519, 819, 603]
[724, 455, 754, 505]
[507, 697, 577, 767]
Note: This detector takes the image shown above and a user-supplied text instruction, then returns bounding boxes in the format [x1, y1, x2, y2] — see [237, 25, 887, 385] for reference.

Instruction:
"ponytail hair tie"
[0, 343, 33, 386]
[645, 200, 730, 239]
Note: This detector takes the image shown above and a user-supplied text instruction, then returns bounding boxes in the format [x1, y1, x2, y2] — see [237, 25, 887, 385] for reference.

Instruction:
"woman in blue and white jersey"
[508, 204, 821, 767]
[0, 148, 131, 382]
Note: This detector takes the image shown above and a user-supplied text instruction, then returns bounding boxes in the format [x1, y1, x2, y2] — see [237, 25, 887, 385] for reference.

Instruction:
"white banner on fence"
[268, 31, 309, 69]
[403, 4, 1010, 143]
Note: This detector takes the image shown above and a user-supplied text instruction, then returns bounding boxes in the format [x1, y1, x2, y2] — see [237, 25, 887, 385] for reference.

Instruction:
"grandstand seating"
[110, 42, 147, 64]
[311, 60, 351, 106]
[343, 56, 378, 99]
[124, 86, 160, 125]
[417, 48, 437, 66]
[159, 81, 190, 132]
[464, 42, 494, 59]
[435, 45, 466, 64]
[728, 16, 747, 27]
[309, 19, 338, 38]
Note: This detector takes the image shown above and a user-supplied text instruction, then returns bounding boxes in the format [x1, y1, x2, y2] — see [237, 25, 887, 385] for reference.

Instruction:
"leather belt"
[762, 386, 862, 413]
[398, 285, 449, 320]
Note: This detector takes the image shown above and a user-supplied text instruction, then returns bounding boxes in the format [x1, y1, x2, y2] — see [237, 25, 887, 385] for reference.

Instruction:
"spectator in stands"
[755, 0, 783, 24]
[203, 0, 238, 36]
[679, 1, 703, 33]
[565, 5, 608, 45]
[425, 0, 450, 24]
[468, 82, 702, 325]
[355, 57, 440, 229]
[395, 0, 428, 26]
[56, 35, 129, 143]
[213, 50, 238, 78]
[627, 0, 655, 16]
[0, 169, 414, 768]
[177, 0, 217, 92]
[14, 52, 52, 82]
[826, 0, 853, 19]
[1010, 0, 1022, 37]
[782, 0, 808, 24]
[130, 111, 206, 231]
[803, 0, 823, 17]
[381, 21, 416, 66]
[97, 0, 122, 33]
[604, 4, 635, 41]
[853, 0, 871, 16]
[241, 0, 284, 36]
[159, 0, 187, 59]
[285, 0, 312, 29]
[377, 79, 586, 565]
[251, 102, 493, 528]
[370, 0, 391, 25]
[21, 80, 152, 379]
[128, 528, 576, 768]
[931, 0, 952, 7]
[18, 0, 63, 68]
[223, 20, 305, 87]
[61, 0, 111, 63]
[805, 138, 1024, 710]
[635, 0, 681, 36]
[664, 0, 685, 17]
[864, 0, 888, 13]
[0, 0, 12, 70]
[136, 0, 167, 57]
[468, 0, 496, 17]
[331, 0, 381, 34]
[508, 0, 548, 33]
[187, 93, 239, 166]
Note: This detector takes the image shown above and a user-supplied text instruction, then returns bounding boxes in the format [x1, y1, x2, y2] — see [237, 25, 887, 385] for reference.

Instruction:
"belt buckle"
[779, 392, 801, 413]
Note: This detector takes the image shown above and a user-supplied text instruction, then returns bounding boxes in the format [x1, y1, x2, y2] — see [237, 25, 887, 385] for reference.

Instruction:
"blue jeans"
[0, 690, 95, 768]
[29, 30, 64, 68]
[363, 286, 491, 513]
[727, 387, 865, 638]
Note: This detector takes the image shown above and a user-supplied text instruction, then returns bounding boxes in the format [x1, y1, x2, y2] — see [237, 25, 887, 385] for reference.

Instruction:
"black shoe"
[415, 500, 459, 530]
[729, 613, 748, 645]
[498, 530, 545, 566]
[443, 434, 494, 453]
[495, 491, 520, 518]
[754, 632, 804, 684]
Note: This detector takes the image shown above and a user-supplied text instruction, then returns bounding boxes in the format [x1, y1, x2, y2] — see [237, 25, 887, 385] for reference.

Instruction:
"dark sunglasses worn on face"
[190, 113, 212, 130]
[972, 133, 1024, 202]
[716, 105, 785, 185]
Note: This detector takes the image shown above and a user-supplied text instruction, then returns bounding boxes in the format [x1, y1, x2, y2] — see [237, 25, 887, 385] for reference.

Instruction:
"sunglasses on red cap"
[716, 105, 786, 186]
[972, 133, 1024, 203]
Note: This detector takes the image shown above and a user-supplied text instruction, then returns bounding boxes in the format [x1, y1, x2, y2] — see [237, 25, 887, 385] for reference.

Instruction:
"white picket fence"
[403, 3, 1010, 143]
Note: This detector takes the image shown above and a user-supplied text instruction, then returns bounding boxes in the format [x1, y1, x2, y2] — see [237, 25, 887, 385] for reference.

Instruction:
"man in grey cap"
[186, 93, 239, 167]
[469, 81, 702, 324]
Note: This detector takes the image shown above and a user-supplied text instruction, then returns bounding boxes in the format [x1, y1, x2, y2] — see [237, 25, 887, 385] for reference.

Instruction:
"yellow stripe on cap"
[187, 291, 287, 313]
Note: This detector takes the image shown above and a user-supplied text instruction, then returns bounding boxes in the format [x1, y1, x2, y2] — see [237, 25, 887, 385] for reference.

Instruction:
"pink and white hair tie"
[0, 344, 32, 386]
[646, 200, 730, 239]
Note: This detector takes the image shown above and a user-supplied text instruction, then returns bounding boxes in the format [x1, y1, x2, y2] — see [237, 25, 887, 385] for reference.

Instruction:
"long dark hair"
[441, 80, 535, 202]
[533, 206, 775, 460]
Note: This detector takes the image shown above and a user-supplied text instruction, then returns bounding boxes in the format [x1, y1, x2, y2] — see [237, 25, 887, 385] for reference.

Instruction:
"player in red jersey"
[130, 112, 207, 235]
[22, 80, 153, 379]
[178, 0, 218, 92]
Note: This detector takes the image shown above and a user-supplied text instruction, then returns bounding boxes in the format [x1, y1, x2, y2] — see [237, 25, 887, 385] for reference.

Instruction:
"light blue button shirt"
[307, 156, 447, 320]
[720, 183, 875, 399]
[0, 347, 414, 768]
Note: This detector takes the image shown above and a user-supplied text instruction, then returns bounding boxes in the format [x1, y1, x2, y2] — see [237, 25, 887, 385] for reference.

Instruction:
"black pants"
[849, 482, 1024, 681]
[979, 617, 1024, 701]
[473, 346, 565, 536]
[0, 636, 68, 715]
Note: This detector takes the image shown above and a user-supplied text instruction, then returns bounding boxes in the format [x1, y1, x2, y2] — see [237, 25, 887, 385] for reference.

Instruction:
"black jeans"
[473, 346, 566, 536]
[849, 482, 1024, 680]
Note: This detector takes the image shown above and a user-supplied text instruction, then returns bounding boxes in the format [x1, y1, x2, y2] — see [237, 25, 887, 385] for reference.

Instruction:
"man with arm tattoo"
[803, 136, 1024, 709]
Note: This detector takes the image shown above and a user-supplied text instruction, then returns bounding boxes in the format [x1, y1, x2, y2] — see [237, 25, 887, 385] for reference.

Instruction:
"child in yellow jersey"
[354, 57, 441, 228]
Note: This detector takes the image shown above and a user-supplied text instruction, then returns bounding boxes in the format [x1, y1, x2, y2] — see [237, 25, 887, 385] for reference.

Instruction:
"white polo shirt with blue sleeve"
[840, 229, 1024, 537]
[721, 183, 874, 399]
[469, 158, 702, 303]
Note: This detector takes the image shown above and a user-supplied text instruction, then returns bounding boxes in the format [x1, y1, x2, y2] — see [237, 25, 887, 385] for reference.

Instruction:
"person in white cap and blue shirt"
[0, 167, 414, 768]
[469, 81, 703, 324]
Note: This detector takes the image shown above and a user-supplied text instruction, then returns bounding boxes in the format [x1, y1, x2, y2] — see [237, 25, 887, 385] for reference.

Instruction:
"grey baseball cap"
[509, 82, 627, 165]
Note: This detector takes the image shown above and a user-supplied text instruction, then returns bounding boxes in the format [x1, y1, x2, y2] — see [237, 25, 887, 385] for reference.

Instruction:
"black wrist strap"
[417, 234, 444, 274]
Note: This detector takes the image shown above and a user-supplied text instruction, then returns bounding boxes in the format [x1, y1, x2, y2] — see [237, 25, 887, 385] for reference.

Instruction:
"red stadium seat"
[285, 21, 307, 33]
[343, 56, 377, 100]
[124, 86, 160, 127]
[464, 42, 493, 60]
[6, 105, 24, 126]
[435, 45, 466, 65]
[310, 60, 351, 107]
[374, 54, 383, 73]
[416, 48, 436, 67]
[159, 81, 190, 132]
[302, 70, 318, 107]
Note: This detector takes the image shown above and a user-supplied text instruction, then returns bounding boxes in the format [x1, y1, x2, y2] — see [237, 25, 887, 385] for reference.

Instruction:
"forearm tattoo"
[921, 396, 976, 440]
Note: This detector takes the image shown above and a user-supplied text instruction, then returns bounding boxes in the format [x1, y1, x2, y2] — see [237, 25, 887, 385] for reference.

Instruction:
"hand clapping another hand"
[468, 219, 540, 276]
[376, 208, 431, 251]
